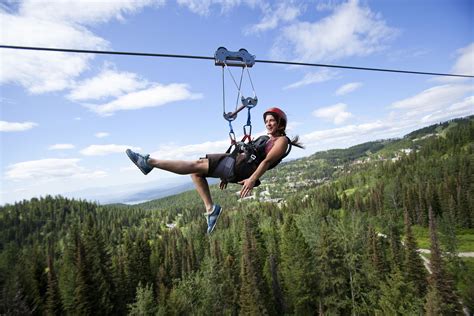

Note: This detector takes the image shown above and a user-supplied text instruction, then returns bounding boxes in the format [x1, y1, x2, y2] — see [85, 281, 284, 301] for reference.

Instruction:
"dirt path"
[418, 249, 474, 257]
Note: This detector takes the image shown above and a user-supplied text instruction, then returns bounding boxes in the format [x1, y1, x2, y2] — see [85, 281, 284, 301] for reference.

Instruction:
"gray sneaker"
[126, 149, 153, 175]
[206, 204, 222, 234]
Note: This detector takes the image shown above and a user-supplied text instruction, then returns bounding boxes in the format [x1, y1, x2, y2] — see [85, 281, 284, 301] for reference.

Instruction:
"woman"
[126, 107, 303, 234]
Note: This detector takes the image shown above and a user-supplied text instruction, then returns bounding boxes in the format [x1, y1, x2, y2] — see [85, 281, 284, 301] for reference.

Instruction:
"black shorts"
[204, 153, 261, 186]
[204, 153, 235, 180]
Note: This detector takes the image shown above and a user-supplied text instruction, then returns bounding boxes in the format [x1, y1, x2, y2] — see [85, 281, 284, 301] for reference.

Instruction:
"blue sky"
[1, 0, 473, 205]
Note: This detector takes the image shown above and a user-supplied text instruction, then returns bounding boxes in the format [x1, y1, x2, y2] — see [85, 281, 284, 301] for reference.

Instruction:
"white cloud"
[0, 12, 107, 93]
[449, 95, 474, 111]
[312, 103, 353, 124]
[301, 81, 473, 153]
[18, 0, 161, 25]
[452, 43, 474, 76]
[49, 144, 75, 150]
[420, 96, 474, 124]
[5, 158, 105, 180]
[177, 0, 213, 15]
[67, 67, 149, 101]
[95, 132, 110, 138]
[176, 0, 243, 16]
[301, 120, 387, 149]
[284, 69, 338, 89]
[73, 171, 108, 179]
[433, 43, 474, 83]
[272, 0, 398, 62]
[316, 0, 344, 12]
[247, 2, 301, 34]
[80, 144, 141, 156]
[0, 0, 159, 94]
[0, 120, 37, 132]
[86, 83, 203, 116]
[150, 139, 229, 160]
[336, 82, 363, 95]
[391, 84, 473, 117]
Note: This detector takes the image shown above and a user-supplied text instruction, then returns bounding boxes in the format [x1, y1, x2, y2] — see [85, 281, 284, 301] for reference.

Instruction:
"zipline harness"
[213, 48, 292, 186]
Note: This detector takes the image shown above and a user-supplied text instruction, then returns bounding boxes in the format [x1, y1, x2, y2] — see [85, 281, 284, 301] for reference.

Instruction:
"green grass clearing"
[412, 225, 474, 252]
[411, 226, 474, 252]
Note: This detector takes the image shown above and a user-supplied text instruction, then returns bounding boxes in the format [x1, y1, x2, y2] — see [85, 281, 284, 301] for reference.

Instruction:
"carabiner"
[242, 124, 252, 142]
[229, 131, 237, 144]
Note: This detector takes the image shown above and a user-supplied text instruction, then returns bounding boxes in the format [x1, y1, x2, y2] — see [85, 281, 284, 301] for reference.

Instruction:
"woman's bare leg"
[147, 157, 209, 175]
[147, 157, 213, 211]
[191, 174, 213, 212]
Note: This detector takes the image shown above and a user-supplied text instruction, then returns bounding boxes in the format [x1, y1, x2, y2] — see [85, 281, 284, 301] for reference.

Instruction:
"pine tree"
[182, 238, 197, 276]
[111, 249, 129, 315]
[4, 277, 35, 315]
[126, 232, 153, 305]
[44, 254, 63, 316]
[220, 254, 239, 315]
[403, 209, 427, 296]
[386, 214, 404, 270]
[439, 206, 465, 287]
[58, 226, 79, 314]
[19, 244, 47, 314]
[74, 233, 97, 315]
[165, 232, 181, 281]
[267, 253, 285, 314]
[128, 282, 157, 316]
[82, 215, 116, 314]
[377, 268, 423, 315]
[238, 214, 268, 315]
[367, 225, 389, 277]
[457, 160, 472, 228]
[280, 215, 317, 314]
[334, 211, 379, 315]
[156, 265, 170, 313]
[425, 205, 463, 315]
[424, 285, 443, 316]
[459, 273, 474, 312]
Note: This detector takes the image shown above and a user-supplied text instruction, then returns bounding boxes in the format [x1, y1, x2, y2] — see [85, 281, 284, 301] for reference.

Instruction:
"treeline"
[0, 116, 473, 315]
[309, 140, 388, 163]
[336, 117, 473, 229]
[1, 194, 471, 314]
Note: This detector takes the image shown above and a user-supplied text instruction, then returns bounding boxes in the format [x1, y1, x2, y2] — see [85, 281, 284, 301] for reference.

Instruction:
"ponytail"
[289, 135, 304, 149]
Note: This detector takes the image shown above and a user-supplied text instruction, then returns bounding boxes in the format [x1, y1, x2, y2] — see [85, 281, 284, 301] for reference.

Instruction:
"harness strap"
[241, 108, 252, 143]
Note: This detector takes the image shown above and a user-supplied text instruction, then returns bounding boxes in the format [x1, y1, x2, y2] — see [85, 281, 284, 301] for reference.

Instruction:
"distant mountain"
[112, 178, 219, 205]
[62, 177, 212, 205]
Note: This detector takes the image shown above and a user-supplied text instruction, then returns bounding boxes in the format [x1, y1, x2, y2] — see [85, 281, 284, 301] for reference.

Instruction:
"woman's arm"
[239, 137, 288, 198]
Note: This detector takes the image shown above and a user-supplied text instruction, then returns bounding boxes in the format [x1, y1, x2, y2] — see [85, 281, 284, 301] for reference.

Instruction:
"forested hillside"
[1, 116, 473, 315]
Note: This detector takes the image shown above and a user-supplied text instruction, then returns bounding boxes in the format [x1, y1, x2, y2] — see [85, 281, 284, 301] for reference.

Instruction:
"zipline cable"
[1, 44, 473, 78]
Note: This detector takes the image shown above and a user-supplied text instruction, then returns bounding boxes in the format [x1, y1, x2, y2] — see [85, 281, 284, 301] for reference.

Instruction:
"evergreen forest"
[1, 116, 473, 315]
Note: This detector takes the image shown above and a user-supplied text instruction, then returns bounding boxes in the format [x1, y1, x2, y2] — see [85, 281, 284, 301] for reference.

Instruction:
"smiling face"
[265, 113, 280, 136]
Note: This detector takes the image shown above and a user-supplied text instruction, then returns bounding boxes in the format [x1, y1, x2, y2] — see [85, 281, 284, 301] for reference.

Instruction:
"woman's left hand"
[219, 181, 228, 190]
[238, 178, 255, 198]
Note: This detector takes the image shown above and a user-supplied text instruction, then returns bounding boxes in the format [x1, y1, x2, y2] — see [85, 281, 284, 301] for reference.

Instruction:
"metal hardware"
[241, 96, 258, 108]
[217, 46, 257, 145]
[223, 96, 258, 121]
[215, 47, 255, 67]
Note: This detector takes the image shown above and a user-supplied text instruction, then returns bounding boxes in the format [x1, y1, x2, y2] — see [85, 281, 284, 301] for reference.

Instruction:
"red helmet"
[263, 107, 287, 123]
